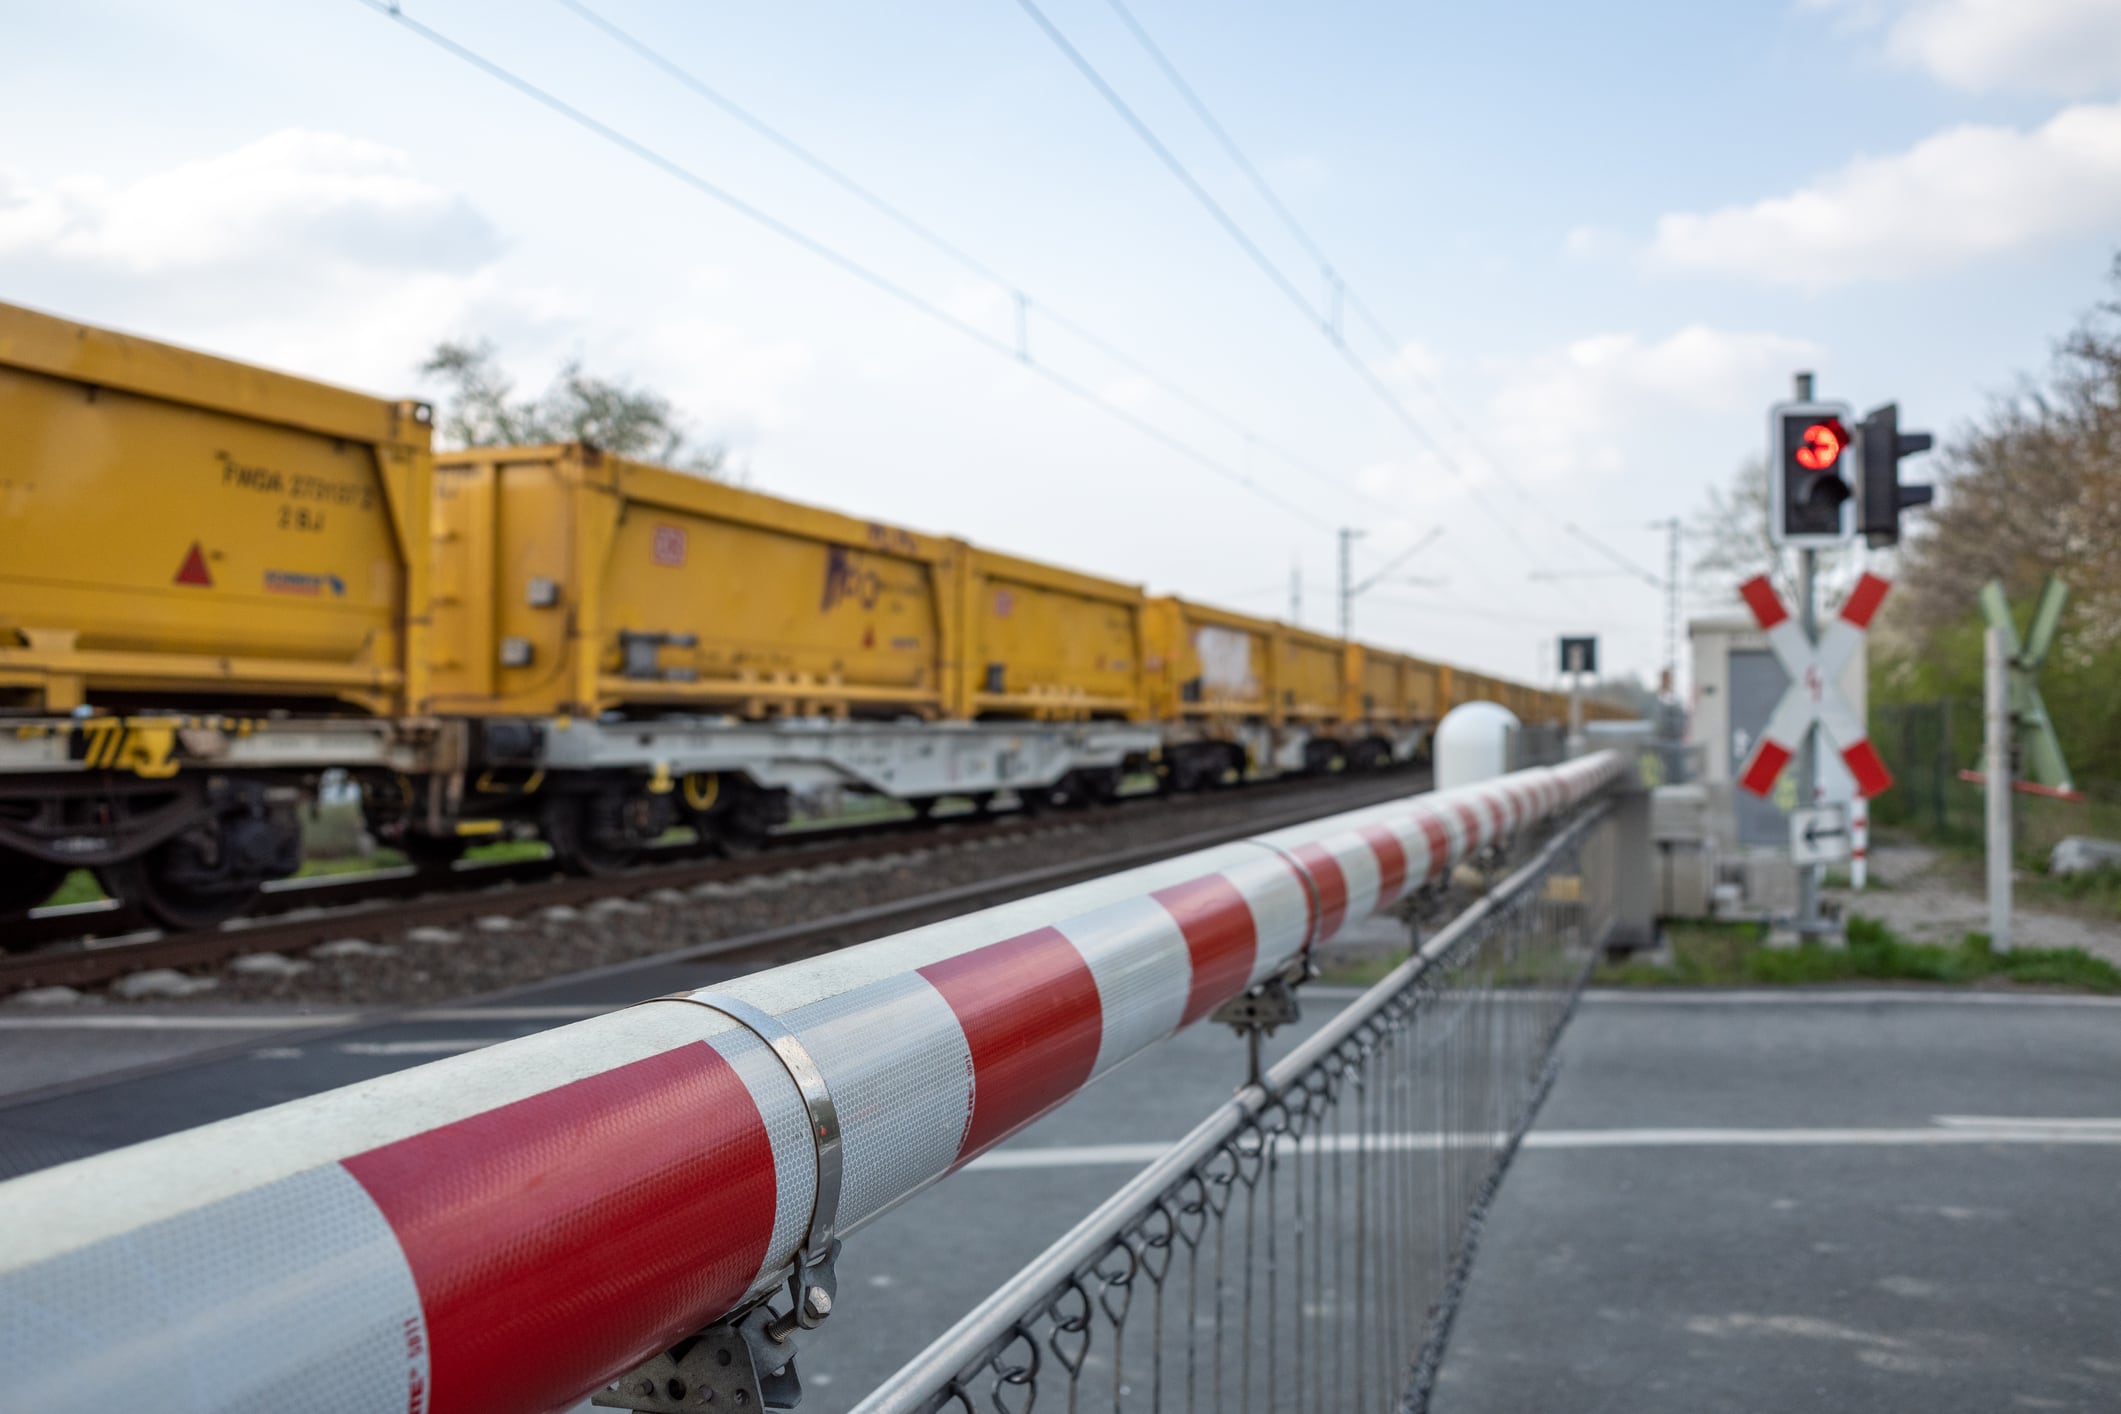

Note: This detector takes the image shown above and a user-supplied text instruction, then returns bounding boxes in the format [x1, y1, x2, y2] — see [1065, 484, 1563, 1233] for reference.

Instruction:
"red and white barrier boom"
[0, 753, 1621, 1414]
[1735, 571, 1893, 799]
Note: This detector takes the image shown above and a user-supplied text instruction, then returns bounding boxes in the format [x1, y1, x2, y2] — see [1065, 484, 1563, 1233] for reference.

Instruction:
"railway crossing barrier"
[0, 750, 1628, 1414]
[855, 803, 1618, 1414]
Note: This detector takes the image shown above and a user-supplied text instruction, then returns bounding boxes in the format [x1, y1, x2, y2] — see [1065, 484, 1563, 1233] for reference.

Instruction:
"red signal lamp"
[1793, 418, 1848, 471]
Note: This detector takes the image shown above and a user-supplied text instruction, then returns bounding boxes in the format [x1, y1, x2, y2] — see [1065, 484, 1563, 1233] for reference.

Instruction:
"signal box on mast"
[1769, 400, 1858, 548]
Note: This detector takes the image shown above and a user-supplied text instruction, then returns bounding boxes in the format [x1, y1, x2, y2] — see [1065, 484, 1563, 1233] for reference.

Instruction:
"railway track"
[0, 770, 1430, 997]
[1, 799, 1014, 955]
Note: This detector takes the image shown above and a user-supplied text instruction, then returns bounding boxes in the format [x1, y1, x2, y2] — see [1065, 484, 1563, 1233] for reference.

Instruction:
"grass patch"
[2044, 865, 2121, 919]
[1601, 914, 2121, 994]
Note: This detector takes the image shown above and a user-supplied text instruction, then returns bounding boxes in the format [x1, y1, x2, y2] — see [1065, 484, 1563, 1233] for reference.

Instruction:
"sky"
[5, 0, 2118, 692]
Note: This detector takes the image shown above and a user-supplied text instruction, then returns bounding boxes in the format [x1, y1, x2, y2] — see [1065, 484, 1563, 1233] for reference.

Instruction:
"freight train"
[0, 301, 1621, 930]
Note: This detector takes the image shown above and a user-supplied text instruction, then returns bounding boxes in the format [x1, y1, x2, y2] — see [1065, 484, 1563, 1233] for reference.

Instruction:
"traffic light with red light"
[1857, 402, 1934, 547]
[1770, 400, 1858, 547]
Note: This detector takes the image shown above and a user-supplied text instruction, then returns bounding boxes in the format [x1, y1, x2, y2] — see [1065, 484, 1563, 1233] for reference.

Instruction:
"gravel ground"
[1827, 843, 2121, 965]
[25, 774, 1431, 1011]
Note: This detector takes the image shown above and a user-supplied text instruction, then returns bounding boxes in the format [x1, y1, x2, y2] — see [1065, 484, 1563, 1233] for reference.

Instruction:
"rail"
[0, 753, 1623, 1414]
[855, 803, 1617, 1414]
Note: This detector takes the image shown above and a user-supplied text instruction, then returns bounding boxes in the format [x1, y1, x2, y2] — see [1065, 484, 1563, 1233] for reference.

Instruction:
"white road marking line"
[1580, 989, 2121, 1008]
[1932, 1115, 2121, 1132]
[420, 1005, 612, 1021]
[337, 1039, 496, 1056]
[0, 1014, 361, 1031]
[0, 1004, 607, 1032]
[963, 1121, 2121, 1170]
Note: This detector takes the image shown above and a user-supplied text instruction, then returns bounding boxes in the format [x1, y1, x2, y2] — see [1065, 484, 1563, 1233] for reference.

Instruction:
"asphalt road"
[5, 952, 2119, 1412]
[1433, 990, 2121, 1414]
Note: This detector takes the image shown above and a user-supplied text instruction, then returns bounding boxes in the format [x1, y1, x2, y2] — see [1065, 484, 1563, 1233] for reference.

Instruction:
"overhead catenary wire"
[1010, 0, 1543, 559]
[548, 0, 1398, 520]
[353, 0, 1335, 531]
[1102, 0, 1566, 515]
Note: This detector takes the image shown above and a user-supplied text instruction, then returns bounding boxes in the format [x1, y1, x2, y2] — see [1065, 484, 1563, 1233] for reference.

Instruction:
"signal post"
[1751, 372, 1931, 937]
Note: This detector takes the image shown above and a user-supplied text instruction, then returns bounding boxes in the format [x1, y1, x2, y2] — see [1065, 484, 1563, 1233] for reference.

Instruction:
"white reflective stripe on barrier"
[0, 751, 1623, 1414]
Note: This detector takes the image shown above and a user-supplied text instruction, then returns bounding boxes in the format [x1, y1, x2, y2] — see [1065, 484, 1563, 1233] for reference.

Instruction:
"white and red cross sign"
[1736, 571, 1893, 799]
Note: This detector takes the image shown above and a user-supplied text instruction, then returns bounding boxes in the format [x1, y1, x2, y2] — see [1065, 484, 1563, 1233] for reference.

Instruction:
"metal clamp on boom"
[594, 992, 844, 1412]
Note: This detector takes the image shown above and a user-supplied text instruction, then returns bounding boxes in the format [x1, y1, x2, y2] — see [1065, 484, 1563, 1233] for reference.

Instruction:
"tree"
[1875, 252, 2121, 786]
[1895, 256, 2121, 657]
[420, 341, 727, 476]
[1687, 455, 1855, 611]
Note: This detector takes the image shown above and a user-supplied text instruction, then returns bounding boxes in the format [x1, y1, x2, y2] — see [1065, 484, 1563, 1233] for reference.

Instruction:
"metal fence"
[855, 803, 1618, 1414]
[1872, 700, 2121, 861]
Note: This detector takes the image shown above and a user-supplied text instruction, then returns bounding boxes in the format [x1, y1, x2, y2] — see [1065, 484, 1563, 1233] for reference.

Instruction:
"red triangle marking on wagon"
[173, 542, 213, 587]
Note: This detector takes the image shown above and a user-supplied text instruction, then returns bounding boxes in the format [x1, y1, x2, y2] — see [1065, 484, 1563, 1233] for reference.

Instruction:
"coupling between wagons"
[596, 991, 846, 1413]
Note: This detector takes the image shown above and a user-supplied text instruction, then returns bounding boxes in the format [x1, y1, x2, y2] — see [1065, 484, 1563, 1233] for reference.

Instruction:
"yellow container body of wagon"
[1143, 597, 1280, 725]
[960, 548, 1149, 721]
[1276, 625, 1347, 724]
[0, 301, 433, 715]
[429, 445, 969, 721]
[1353, 647, 1442, 726]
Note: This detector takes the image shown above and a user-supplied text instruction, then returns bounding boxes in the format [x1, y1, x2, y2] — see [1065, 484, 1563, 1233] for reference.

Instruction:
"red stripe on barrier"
[1738, 575, 1787, 630]
[1361, 823, 1411, 905]
[920, 927, 1104, 1162]
[1840, 573, 1889, 629]
[1481, 793, 1507, 838]
[1154, 874, 1259, 1027]
[1409, 811, 1450, 886]
[1739, 739, 1792, 796]
[1842, 739, 1894, 799]
[1293, 842, 1350, 943]
[341, 1043, 777, 1414]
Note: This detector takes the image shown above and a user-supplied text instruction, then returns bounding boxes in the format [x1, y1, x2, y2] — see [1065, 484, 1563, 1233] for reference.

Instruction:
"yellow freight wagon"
[1350, 646, 1441, 727]
[0, 300, 434, 927]
[0, 301, 433, 715]
[959, 548, 1148, 722]
[1277, 625, 1346, 725]
[1144, 597, 1276, 725]
[429, 445, 960, 721]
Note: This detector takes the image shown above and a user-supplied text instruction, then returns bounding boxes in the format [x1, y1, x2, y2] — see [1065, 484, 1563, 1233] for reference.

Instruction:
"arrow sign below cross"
[1736, 571, 1894, 799]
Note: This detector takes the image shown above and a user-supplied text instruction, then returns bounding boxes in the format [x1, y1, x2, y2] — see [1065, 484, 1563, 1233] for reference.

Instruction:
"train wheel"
[95, 794, 300, 932]
[0, 853, 70, 920]
[98, 845, 261, 932]
[544, 794, 641, 877]
[548, 788, 683, 878]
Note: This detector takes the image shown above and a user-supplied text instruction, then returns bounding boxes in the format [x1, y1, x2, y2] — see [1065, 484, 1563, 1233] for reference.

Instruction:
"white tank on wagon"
[1432, 701, 1521, 792]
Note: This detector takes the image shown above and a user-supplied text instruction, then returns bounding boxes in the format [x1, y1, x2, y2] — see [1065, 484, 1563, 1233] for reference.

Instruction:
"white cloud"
[0, 133, 810, 448]
[1646, 101, 2121, 288]
[1487, 325, 1821, 480]
[0, 129, 494, 277]
[637, 315, 813, 441]
[1812, 0, 2121, 98]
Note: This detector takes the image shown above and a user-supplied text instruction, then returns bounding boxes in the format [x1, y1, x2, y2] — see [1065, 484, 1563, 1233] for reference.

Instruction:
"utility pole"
[1985, 624, 2013, 952]
[1792, 370, 1823, 938]
[1337, 526, 1444, 641]
[1289, 557, 1302, 625]
[1338, 528, 1361, 640]
[1650, 516, 1681, 701]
